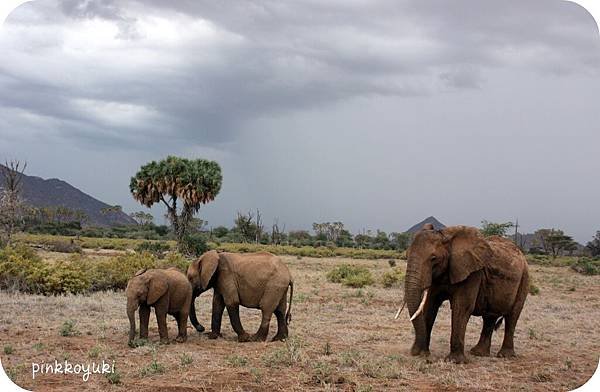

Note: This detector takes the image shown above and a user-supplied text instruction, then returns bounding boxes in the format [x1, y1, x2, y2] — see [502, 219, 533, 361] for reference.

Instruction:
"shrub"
[0, 245, 49, 293]
[135, 241, 171, 258]
[156, 252, 190, 272]
[381, 268, 404, 288]
[47, 240, 82, 254]
[105, 369, 121, 385]
[59, 320, 79, 337]
[343, 271, 374, 288]
[83, 253, 155, 291]
[44, 261, 90, 294]
[262, 337, 303, 368]
[225, 355, 248, 367]
[327, 265, 374, 288]
[570, 257, 600, 275]
[180, 353, 193, 366]
[181, 233, 209, 257]
[529, 282, 540, 295]
[4, 345, 13, 355]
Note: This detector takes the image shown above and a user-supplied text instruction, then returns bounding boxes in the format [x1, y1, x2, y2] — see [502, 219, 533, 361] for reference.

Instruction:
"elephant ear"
[146, 272, 169, 305]
[200, 251, 220, 290]
[443, 226, 492, 284]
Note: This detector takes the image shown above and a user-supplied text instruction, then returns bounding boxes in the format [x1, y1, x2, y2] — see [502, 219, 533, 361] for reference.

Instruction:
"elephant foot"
[250, 333, 268, 342]
[469, 344, 491, 357]
[445, 352, 468, 364]
[175, 335, 187, 343]
[271, 333, 288, 342]
[497, 348, 516, 358]
[238, 332, 252, 343]
[159, 338, 170, 345]
[207, 332, 222, 339]
[410, 343, 430, 357]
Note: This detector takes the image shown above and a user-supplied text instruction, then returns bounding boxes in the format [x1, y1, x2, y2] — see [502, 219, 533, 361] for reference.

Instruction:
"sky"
[0, 0, 599, 242]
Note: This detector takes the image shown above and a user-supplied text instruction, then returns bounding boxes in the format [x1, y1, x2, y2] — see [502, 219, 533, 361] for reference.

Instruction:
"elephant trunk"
[189, 290, 205, 333]
[405, 256, 428, 354]
[126, 296, 138, 345]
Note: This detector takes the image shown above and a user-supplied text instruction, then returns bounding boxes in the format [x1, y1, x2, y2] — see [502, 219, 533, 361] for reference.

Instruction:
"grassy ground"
[1, 252, 598, 391]
[15, 233, 403, 259]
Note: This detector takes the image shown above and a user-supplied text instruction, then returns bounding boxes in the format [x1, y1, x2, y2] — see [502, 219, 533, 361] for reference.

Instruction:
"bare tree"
[255, 208, 264, 244]
[0, 160, 28, 245]
[271, 218, 286, 245]
[235, 211, 255, 243]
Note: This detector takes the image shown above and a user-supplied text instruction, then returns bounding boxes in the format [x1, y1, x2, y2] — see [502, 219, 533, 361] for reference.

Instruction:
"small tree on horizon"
[535, 228, 578, 259]
[586, 231, 600, 257]
[0, 160, 28, 245]
[130, 156, 222, 252]
[480, 220, 514, 237]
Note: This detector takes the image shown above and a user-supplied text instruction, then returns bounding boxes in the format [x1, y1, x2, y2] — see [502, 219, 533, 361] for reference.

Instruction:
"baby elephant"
[187, 250, 293, 342]
[126, 267, 192, 346]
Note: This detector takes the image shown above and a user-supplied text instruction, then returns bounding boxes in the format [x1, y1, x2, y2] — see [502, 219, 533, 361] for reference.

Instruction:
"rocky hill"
[0, 165, 135, 227]
[406, 216, 446, 233]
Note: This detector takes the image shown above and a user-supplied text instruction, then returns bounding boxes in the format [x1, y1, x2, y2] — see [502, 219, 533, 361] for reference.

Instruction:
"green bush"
[84, 252, 156, 291]
[181, 233, 208, 257]
[0, 245, 191, 294]
[44, 261, 90, 294]
[381, 268, 404, 288]
[0, 245, 53, 294]
[46, 240, 83, 254]
[529, 282, 540, 295]
[570, 257, 600, 275]
[135, 241, 171, 258]
[326, 265, 374, 288]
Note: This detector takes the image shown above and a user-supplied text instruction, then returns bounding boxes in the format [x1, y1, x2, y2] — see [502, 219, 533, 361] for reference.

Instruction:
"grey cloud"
[2, 0, 598, 150]
[1, 0, 599, 241]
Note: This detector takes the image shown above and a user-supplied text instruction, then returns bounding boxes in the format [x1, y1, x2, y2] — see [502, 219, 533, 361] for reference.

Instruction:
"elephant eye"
[431, 255, 437, 262]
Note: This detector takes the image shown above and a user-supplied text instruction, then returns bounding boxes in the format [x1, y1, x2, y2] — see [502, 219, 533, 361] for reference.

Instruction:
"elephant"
[126, 267, 192, 346]
[399, 224, 529, 363]
[187, 250, 294, 342]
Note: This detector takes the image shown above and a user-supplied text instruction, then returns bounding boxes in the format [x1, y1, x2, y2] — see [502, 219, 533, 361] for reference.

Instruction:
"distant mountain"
[0, 165, 135, 227]
[406, 216, 446, 233]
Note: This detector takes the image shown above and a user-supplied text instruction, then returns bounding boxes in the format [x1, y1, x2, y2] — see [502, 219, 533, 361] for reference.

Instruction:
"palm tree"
[130, 156, 222, 251]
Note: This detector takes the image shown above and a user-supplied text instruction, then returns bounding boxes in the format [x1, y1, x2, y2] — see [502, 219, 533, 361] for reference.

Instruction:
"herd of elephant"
[125, 224, 529, 364]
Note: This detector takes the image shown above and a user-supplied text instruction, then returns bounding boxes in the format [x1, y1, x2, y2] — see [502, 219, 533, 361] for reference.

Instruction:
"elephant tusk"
[410, 288, 429, 321]
[394, 301, 406, 320]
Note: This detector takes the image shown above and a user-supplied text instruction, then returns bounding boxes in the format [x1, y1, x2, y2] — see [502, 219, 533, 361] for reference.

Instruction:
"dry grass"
[0, 255, 598, 391]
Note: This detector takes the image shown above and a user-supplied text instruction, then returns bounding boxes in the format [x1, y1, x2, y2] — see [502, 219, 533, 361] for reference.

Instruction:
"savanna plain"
[1, 247, 599, 391]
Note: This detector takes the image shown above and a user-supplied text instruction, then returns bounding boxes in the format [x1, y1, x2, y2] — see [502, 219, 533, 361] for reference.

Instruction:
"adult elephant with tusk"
[187, 250, 294, 342]
[398, 223, 529, 363]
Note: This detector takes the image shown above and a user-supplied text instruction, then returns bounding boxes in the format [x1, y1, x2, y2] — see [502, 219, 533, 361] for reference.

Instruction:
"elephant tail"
[286, 280, 294, 325]
[494, 317, 504, 331]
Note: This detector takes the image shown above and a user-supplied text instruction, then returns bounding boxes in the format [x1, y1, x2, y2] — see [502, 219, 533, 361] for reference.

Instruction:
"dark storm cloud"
[1, 0, 598, 149]
[1, 0, 599, 242]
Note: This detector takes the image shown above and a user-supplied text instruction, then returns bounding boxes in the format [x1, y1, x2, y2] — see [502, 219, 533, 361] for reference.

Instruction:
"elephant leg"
[446, 276, 480, 364]
[155, 306, 169, 344]
[139, 304, 150, 339]
[498, 271, 528, 358]
[272, 296, 288, 341]
[252, 309, 273, 342]
[410, 292, 442, 356]
[226, 304, 250, 342]
[208, 293, 225, 339]
[175, 311, 188, 343]
[470, 315, 497, 356]
[424, 295, 444, 353]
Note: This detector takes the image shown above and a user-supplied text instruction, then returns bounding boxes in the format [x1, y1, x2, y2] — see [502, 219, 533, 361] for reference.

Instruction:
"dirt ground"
[1, 255, 599, 391]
